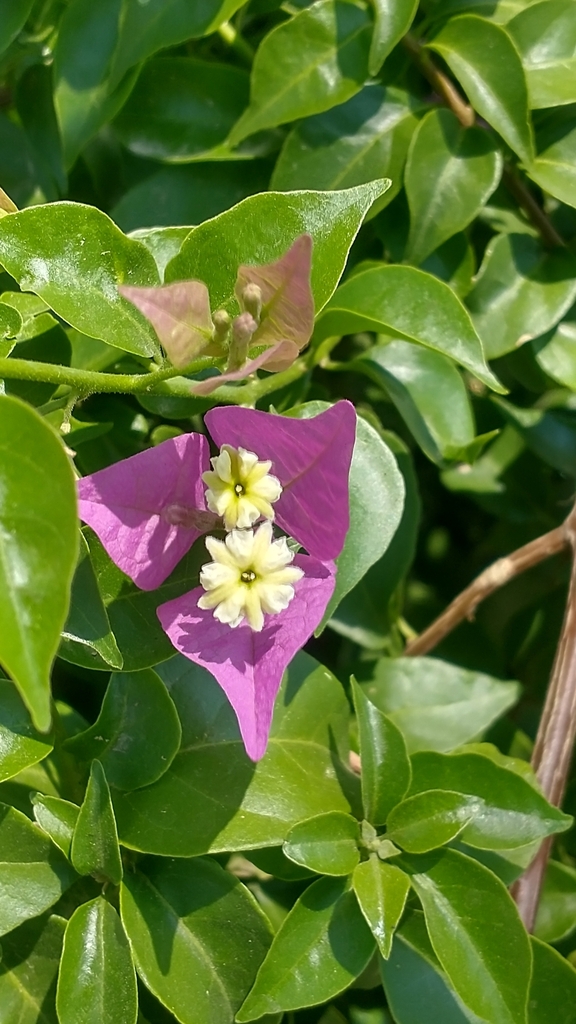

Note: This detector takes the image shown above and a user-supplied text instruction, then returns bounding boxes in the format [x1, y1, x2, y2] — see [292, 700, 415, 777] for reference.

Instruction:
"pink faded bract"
[157, 556, 335, 760]
[206, 401, 356, 562]
[235, 234, 314, 353]
[191, 339, 299, 396]
[77, 433, 211, 590]
[119, 281, 219, 369]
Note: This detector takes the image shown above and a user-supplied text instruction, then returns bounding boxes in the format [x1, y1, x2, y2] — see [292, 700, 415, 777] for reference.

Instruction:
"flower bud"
[227, 311, 258, 371]
[212, 308, 231, 348]
[241, 282, 263, 323]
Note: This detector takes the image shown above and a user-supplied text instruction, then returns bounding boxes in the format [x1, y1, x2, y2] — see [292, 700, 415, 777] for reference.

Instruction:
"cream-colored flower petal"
[204, 534, 237, 567]
[213, 589, 246, 627]
[235, 497, 262, 529]
[245, 460, 274, 485]
[237, 447, 260, 478]
[225, 528, 257, 569]
[257, 582, 297, 615]
[244, 587, 265, 631]
[252, 475, 282, 502]
[212, 448, 233, 483]
[199, 561, 238, 590]
[264, 565, 304, 586]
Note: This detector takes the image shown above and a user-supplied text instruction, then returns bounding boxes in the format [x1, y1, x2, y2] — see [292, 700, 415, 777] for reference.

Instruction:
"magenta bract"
[157, 556, 335, 760]
[191, 339, 299, 396]
[205, 401, 356, 561]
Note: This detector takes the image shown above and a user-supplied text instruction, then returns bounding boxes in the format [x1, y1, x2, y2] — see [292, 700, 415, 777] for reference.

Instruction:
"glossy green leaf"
[236, 876, 375, 1020]
[508, 1, 576, 108]
[57, 898, 137, 1024]
[120, 857, 272, 1024]
[0, 803, 76, 935]
[0, 913, 65, 1024]
[421, 233, 476, 299]
[60, 533, 123, 670]
[528, 937, 576, 1024]
[16, 62, 66, 200]
[370, 0, 419, 73]
[0, 300, 22, 340]
[271, 86, 421, 213]
[386, 790, 480, 853]
[357, 340, 476, 464]
[408, 750, 572, 850]
[283, 812, 360, 875]
[353, 857, 410, 959]
[362, 656, 520, 753]
[0, 0, 34, 54]
[429, 15, 534, 163]
[64, 670, 181, 791]
[129, 226, 192, 279]
[32, 795, 79, 859]
[533, 318, 576, 389]
[165, 180, 389, 314]
[527, 119, 576, 210]
[0, 679, 53, 783]
[405, 108, 502, 264]
[534, 860, 576, 944]
[407, 848, 531, 1024]
[0, 203, 160, 357]
[494, 396, 576, 478]
[114, 652, 358, 856]
[113, 59, 250, 162]
[352, 679, 411, 825]
[466, 232, 576, 358]
[315, 264, 504, 391]
[71, 761, 123, 884]
[229, 0, 371, 145]
[0, 397, 78, 731]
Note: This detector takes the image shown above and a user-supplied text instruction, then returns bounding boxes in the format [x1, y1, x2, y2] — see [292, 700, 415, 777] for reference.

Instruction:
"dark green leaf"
[64, 669, 181, 791]
[352, 679, 411, 825]
[283, 811, 361, 875]
[421, 233, 476, 298]
[32, 795, 79, 859]
[60, 532, 123, 670]
[534, 860, 576, 944]
[370, 0, 419, 73]
[0, 913, 65, 1024]
[71, 760, 123, 884]
[494, 397, 576, 478]
[0, 679, 53, 783]
[387, 790, 480, 853]
[16, 63, 66, 199]
[508, 0, 576, 108]
[527, 119, 576, 210]
[120, 857, 272, 1024]
[236, 876, 375, 1020]
[528, 937, 576, 1024]
[0, 396, 78, 731]
[0, 0, 35, 54]
[57, 897, 137, 1024]
[353, 857, 410, 959]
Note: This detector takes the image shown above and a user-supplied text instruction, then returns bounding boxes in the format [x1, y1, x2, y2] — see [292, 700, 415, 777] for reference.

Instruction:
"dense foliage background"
[1, 0, 576, 1020]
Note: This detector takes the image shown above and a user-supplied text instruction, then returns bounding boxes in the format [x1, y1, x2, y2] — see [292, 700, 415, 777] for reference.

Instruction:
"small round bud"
[241, 282, 263, 322]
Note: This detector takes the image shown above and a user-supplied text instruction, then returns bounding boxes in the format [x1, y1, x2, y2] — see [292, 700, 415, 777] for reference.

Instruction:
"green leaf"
[315, 264, 504, 391]
[407, 848, 531, 1024]
[0, 803, 76, 935]
[408, 750, 572, 850]
[369, 0, 419, 74]
[353, 857, 410, 959]
[71, 761, 123, 884]
[0, 678, 53, 783]
[60, 533, 123, 670]
[466, 232, 576, 358]
[236, 876, 375, 1020]
[114, 652, 358, 856]
[0, 299, 22, 340]
[361, 656, 520, 753]
[283, 811, 361, 875]
[508, 0, 576, 108]
[0, 913, 65, 1024]
[357, 340, 476, 464]
[128, 226, 192, 279]
[228, 0, 371, 146]
[0, 0, 35, 54]
[534, 860, 576, 944]
[15, 62, 66, 200]
[421, 233, 476, 299]
[113, 58, 250, 162]
[271, 86, 421, 213]
[533, 317, 576, 389]
[32, 795, 79, 859]
[527, 119, 576, 210]
[120, 857, 272, 1024]
[64, 670, 181, 791]
[405, 108, 502, 265]
[165, 180, 389, 314]
[0, 203, 160, 357]
[0, 396, 78, 731]
[429, 14, 534, 163]
[352, 679, 411, 825]
[528, 937, 576, 1024]
[386, 791, 480, 853]
[57, 898, 137, 1024]
[493, 396, 576, 478]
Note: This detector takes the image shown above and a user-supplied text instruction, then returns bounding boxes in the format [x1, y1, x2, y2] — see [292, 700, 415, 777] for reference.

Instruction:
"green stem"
[217, 21, 254, 65]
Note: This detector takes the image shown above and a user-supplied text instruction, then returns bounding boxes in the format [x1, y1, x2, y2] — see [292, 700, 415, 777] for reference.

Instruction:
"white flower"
[202, 445, 282, 532]
[198, 521, 303, 631]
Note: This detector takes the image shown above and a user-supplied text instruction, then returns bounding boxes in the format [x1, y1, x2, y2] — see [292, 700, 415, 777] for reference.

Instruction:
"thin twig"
[402, 34, 475, 128]
[502, 166, 565, 249]
[405, 524, 569, 657]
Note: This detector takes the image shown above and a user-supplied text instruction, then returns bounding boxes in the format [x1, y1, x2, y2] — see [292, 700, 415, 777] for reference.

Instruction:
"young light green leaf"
[429, 15, 534, 163]
[353, 857, 410, 959]
[32, 795, 80, 859]
[533, 318, 576, 389]
[57, 898, 137, 1024]
[283, 811, 361, 875]
[315, 264, 505, 391]
[60, 532, 123, 671]
[64, 669, 181, 792]
[0, 913, 65, 1022]
[528, 936, 576, 1024]
[0, 679, 53, 783]
[165, 180, 389, 313]
[71, 760, 123, 884]
[507, 0, 576, 108]
[0, 397, 78, 731]
[405, 108, 502, 265]
[120, 857, 272, 1024]
[229, 0, 371, 145]
[407, 848, 531, 1024]
[387, 790, 480, 853]
[369, 0, 419, 74]
[236, 876, 375, 1020]
[352, 679, 411, 825]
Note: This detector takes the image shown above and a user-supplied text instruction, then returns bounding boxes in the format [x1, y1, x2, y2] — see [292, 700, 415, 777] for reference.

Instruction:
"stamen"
[241, 570, 257, 583]
[235, 483, 244, 495]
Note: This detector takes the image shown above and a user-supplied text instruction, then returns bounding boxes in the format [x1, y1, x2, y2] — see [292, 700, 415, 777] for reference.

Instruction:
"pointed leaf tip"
[236, 233, 314, 354]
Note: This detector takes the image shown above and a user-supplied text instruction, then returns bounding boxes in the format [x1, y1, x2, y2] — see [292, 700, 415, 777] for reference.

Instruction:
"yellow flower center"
[202, 445, 282, 532]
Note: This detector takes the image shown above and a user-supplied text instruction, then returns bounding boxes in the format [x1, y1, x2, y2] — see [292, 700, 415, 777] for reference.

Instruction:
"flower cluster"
[77, 402, 356, 759]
